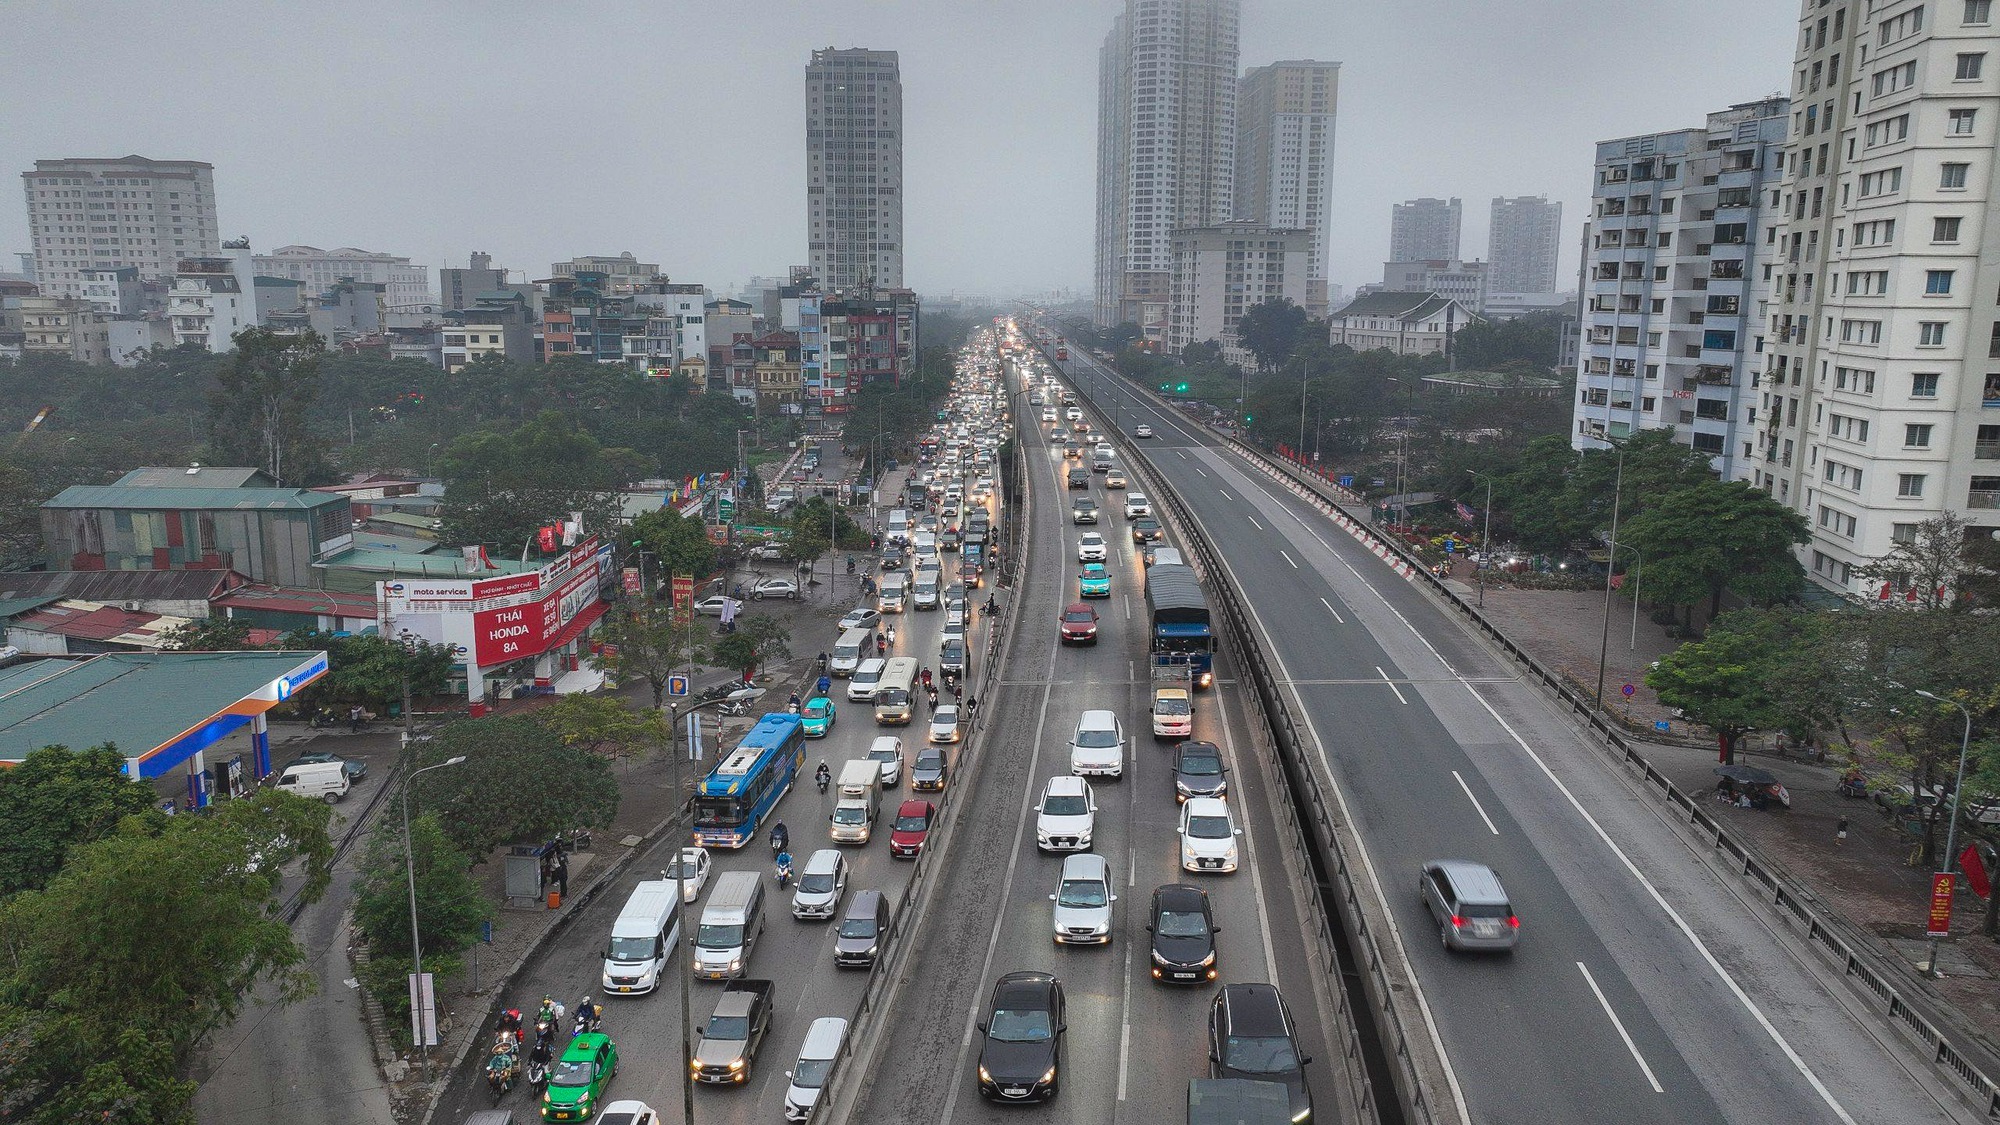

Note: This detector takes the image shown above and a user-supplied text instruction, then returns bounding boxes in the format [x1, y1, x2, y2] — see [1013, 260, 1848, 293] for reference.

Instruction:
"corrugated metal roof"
[43, 484, 346, 511]
[115, 466, 273, 489]
[0, 569, 242, 605]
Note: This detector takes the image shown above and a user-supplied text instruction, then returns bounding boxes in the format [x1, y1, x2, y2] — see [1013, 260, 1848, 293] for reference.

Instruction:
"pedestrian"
[555, 853, 569, 898]
[348, 704, 364, 733]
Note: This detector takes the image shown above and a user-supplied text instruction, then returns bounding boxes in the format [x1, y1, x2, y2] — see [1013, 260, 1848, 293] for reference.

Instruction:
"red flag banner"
[1962, 845, 1992, 899]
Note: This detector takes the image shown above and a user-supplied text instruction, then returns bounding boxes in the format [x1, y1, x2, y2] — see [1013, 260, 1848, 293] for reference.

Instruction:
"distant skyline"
[0, 1, 1797, 299]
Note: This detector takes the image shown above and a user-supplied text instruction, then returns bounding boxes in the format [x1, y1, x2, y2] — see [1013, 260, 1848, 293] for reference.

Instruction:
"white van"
[783, 1016, 851, 1122]
[602, 879, 681, 995]
[912, 570, 940, 611]
[275, 760, 349, 804]
[693, 871, 766, 980]
[847, 658, 887, 702]
[877, 573, 909, 614]
[829, 627, 871, 677]
[885, 509, 911, 545]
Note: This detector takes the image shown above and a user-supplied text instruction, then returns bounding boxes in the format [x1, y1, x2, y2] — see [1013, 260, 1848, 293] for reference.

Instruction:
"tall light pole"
[1299, 373, 1309, 458]
[1913, 688, 1975, 978]
[666, 693, 738, 1124]
[1594, 443, 1626, 711]
[402, 754, 467, 1083]
[1608, 542, 1643, 651]
[1465, 470, 1494, 607]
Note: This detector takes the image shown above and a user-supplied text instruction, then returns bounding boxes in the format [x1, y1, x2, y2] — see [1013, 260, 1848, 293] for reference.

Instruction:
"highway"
[428, 380, 1002, 1124]
[1051, 343, 1973, 1125]
[846, 358, 1346, 1125]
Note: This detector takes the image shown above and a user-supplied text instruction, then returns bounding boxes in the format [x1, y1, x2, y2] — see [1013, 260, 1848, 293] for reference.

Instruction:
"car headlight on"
[1292, 1108, 1311, 1123]
[1199, 950, 1216, 966]
[978, 1065, 993, 1083]
[1040, 1066, 1058, 1085]
[729, 1058, 746, 1071]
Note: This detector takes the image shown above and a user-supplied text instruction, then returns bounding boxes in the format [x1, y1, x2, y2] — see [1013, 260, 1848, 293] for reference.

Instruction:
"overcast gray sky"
[1, 1, 1797, 301]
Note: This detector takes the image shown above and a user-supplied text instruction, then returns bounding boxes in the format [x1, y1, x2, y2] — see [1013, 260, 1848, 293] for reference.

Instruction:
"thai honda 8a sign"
[469, 537, 606, 666]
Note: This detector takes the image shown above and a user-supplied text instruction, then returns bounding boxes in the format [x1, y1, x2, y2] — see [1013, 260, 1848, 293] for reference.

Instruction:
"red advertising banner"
[471, 543, 606, 667]
[671, 575, 695, 609]
[621, 567, 642, 595]
[1927, 872, 1956, 937]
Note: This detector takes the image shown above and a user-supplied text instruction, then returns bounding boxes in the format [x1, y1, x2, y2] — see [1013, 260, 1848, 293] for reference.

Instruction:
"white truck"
[829, 760, 881, 844]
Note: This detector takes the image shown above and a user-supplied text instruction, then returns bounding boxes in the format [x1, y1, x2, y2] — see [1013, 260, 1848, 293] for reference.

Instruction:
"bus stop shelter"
[0, 650, 330, 808]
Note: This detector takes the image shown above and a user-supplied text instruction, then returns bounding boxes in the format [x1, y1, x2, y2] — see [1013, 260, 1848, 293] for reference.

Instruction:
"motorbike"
[816, 770, 831, 795]
[572, 1002, 603, 1039]
[485, 1047, 519, 1100]
[775, 857, 793, 888]
[769, 825, 789, 854]
[525, 1038, 554, 1090]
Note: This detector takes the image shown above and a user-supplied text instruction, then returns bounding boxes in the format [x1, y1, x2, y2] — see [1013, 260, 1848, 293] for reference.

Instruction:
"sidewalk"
[1466, 580, 2000, 1046]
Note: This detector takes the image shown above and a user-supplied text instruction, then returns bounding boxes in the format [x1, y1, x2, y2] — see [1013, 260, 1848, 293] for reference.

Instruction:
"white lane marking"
[1319, 596, 1345, 624]
[1194, 465, 1209, 477]
[1451, 771, 1499, 835]
[1280, 550, 1299, 570]
[1218, 488, 1233, 500]
[1129, 848, 1138, 888]
[1212, 681, 1281, 984]
[1123, 594, 1132, 621]
[1246, 514, 1264, 532]
[1463, 685, 1857, 1122]
[1578, 962, 1665, 1093]
[1118, 945, 1134, 1101]
[1176, 449, 1189, 460]
[1376, 666, 1408, 705]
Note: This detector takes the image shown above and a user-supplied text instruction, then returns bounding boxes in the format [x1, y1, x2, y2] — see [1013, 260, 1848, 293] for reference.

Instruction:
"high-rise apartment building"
[1573, 99, 1789, 483]
[21, 156, 220, 296]
[1167, 221, 1310, 362]
[1236, 60, 1340, 316]
[254, 245, 433, 312]
[1093, 0, 1242, 328]
[806, 48, 904, 291]
[1389, 197, 1462, 264]
[1763, 0, 2000, 596]
[1487, 195, 1564, 295]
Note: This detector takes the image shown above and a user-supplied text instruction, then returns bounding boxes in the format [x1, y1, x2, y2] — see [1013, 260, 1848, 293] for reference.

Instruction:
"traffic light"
[1176, 382, 1190, 394]
[1159, 383, 1171, 393]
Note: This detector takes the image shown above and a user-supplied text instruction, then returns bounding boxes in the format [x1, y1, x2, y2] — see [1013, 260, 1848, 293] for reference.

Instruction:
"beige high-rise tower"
[1236, 61, 1339, 317]
[806, 48, 904, 291]
[21, 155, 220, 297]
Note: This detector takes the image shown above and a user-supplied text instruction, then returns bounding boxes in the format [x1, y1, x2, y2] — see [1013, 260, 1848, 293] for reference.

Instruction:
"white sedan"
[838, 607, 883, 631]
[929, 705, 963, 744]
[1179, 798, 1241, 874]
[693, 594, 740, 617]
[1135, 424, 1154, 438]
[1077, 532, 1108, 562]
[664, 846, 712, 901]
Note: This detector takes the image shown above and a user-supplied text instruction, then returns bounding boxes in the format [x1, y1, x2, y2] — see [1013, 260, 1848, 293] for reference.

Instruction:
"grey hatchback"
[1419, 860, 1520, 952]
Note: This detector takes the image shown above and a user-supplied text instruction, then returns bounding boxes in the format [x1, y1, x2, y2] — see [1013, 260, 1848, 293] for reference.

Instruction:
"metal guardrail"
[1050, 349, 1413, 1125]
[1233, 437, 2000, 1119]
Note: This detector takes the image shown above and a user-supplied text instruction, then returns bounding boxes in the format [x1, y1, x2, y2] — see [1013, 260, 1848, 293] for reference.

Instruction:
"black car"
[1148, 884, 1219, 984]
[911, 747, 949, 791]
[880, 543, 907, 570]
[284, 751, 367, 783]
[939, 638, 968, 675]
[1207, 984, 1312, 1123]
[1173, 741, 1229, 802]
[1131, 517, 1163, 543]
[977, 971, 1066, 1102]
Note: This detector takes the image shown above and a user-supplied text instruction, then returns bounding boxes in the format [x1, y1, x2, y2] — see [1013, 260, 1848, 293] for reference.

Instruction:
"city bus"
[692, 712, 807, 848]
[873, 657, 919, 725]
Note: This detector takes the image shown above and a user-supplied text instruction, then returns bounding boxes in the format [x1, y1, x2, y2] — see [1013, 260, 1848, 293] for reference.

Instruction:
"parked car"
[751, 576, 800, 600]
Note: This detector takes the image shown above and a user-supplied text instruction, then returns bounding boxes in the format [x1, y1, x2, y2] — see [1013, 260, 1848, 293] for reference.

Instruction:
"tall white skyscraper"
[806, 48, 904, 291]
[21, 155, 220, 296]
[1487, 195, 1563, 295]
[1763, 0, 2000, 597]
[1093, 0, 1242, 328]
[1236, 60, 1340, 317]
[1389, 197, 1462, 264]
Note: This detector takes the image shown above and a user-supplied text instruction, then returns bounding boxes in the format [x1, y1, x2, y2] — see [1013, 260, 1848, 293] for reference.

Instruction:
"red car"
[1059, 602, 1100, 645]
[890, 799, 937, 859]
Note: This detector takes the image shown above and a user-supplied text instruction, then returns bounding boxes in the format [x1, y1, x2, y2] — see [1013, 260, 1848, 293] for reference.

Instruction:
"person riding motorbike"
[526, 1033, 555, 1088]
[571, 996, 603, 1038]
[769, 821, 789, 853]
[846, 555, 857, 575]
[496, 1007, 525, 1046]
[775, 850, 794, 887]
[815, 760, 831, 793]
[885, 624, 897, 648]
[788, 691, 802, 713]
[986, 594, 999, 618]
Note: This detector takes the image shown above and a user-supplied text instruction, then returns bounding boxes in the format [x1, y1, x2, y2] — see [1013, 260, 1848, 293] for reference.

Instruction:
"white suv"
[1124, 493, 1151, 519]
[1068, 710, 1125, 777]
[1076, 532, 1108, 562]
[1179, 797, 1241, 873]
[1050, 853, 1116, 945]
[1034, 776, 1097, 851]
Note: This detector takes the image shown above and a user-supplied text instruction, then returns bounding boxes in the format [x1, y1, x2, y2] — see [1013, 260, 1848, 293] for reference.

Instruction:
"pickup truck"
[693, 979, 775, 1084]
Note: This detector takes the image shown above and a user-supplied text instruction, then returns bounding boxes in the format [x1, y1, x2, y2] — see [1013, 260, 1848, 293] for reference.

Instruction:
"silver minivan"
[783, 1016, 850, 1121]
[1050, 853, 1116, 945]
[833, 888, 891, 968]
[693, 871, 767, 978]
[1419, 860, 1520, 952]
[792, 848, 849, 920]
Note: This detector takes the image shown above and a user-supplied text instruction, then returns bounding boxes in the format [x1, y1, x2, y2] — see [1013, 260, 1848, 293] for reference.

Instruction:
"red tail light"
[1507, 915, 1521, 929]
[1449, 915, 1464, 928]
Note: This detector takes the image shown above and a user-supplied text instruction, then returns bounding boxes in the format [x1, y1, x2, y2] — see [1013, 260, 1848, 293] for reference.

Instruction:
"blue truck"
[1144, 563, 1213, 688]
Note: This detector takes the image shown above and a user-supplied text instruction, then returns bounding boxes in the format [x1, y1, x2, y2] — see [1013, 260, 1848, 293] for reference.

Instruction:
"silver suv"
[1050, 853, 1116, 945]
[1419, 860, 1520, 952]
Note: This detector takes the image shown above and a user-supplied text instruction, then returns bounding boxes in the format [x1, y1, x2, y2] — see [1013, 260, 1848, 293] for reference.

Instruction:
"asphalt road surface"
[847, 358, 1347, 1125]
[1051, 344, 1973, 1125]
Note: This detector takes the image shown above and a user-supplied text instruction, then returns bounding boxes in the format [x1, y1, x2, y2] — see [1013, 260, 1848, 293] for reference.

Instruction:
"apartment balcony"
[1694, 365, 1735, 386]
[1969, 488, 2000, 510]
[1711, 261, 1744, 280]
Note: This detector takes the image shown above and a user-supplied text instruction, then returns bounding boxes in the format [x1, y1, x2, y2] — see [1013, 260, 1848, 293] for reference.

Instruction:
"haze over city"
[0, 0, 1795, 295]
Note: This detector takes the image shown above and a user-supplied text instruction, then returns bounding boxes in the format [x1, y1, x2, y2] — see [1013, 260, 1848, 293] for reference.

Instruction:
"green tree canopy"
[1234, 298, 1310, 372]
[1621, 478, 1810, 623]
[279, 630, 455, 712]
[533, 693, 668, 759]
[596, 602, 706, 710]
[1645, 609, 1806, 762]
[712, 613, 792, 679]
[409, 717, 620, 857]
[630, 505, 719, 585]
[437, 410, 642, 552]
[0, 745, 161, 897]
[349, 811, 489, 1020]
[158, 616, 256, 651]
[207, 327, 331, 486]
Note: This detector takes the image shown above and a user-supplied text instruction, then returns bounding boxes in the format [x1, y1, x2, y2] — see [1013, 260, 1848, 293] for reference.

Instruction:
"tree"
[349, 811, 488, 1020]
[630, 506, 719, 585]
[0, 745, 161, 896]
[409, 717, 620, 858]
[534, 693, 668, 759]
[207, 327, 329, 486]
[437, 411, 639, 552]
[595, 602, 705, 710]
[1449, 311, 1562, 371]
[157, 615, 255, 651]
[1234, 298, 1309, 372]
[712, 613, 792, 679]
[0, 460, 46, 572]
[1620, 478, 1810, 625]
[279, 630, 454, 713]
[788, 496, 863, 561]
[1645, 610, 1800, 763]
[0, 789, 332, 1123]
[1856, 512, 1991, 610]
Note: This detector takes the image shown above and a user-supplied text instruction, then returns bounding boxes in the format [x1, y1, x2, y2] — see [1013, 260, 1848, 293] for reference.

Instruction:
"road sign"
[1621, 683, 1636, 698]
[1653, 720, 1671, 733]
[667, 673, 690, 698]
[1928, 872, 1956, 937]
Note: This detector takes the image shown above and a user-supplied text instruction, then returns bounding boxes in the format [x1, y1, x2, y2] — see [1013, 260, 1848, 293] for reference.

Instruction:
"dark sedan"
[283, 751, 367, 783]
[977, 971, 1066, 1102]
[911, 747, 949, 791]
[1172, 741, 1229, 802]
[1208, 984, 1312, 1123]
[1148, 884, 1219, 984]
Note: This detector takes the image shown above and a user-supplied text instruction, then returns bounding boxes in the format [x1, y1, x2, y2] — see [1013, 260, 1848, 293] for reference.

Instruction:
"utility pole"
[1466, 470, 1494, 608]
[1594, 445, 1626, 710]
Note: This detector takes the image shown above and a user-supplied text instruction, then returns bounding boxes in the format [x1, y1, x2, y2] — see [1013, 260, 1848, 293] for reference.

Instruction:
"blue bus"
[693, 713, 807, 848]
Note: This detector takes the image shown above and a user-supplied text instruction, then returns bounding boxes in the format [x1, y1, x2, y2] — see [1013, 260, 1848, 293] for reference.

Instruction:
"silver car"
[1420, 860, 1520, 952]
[1050, 853, 1116, 945]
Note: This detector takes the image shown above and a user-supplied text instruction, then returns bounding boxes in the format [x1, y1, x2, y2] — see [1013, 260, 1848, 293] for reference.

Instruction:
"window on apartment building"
[1860, 168, 1903, 196]
[1873, 61, 1919, 97]
[1960, 53, 1989, 80]
[1972, 0, 1995, 24]
[1927, 270, 1956, 294]
[1942, 161, 1971, 188]
[1841, 319, 1885, 344]
[1920, 321, 1949, 346]
[1907, 423, 1936, 448]
[1899, 474, 1928, 498]
[1836, 367, 1879, 393]
[1866, 115, 1912, 146]
[1912, 372, 1941, 397]
[1951, 109, 1980, 135]
[1935, 216, 1964, 242]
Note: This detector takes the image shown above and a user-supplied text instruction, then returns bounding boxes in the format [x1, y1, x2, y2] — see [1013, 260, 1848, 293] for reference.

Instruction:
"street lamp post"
[665, 694, 740, 1125]
[402, 754, 466, 1083]
[1465, 470, 1494, 607]
[1607, 542, 1643, 651]
[1914, 688, 1975, 978]
[1594, 444, 1627, 711]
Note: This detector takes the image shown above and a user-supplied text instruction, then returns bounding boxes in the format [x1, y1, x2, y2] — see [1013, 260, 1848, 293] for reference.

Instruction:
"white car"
[867, 735, 906, 787]
[748, 543, 787, 561]
[693, 594, 740, 617]
[751, 576, 800, 600]
[597, 1102, 663, 1125]
[1179, 797, 1242, 873]
[1135, 424, 1154, 438]
[1068, 709, 1125, 777]
[847, 658, 887, 702]
[1105, 468, 1128, 489]
[791, 848, 848, 920]
[929, 705, 963, 743]
[1050, 852, 1116, 945]
[1124, 493, 1151, 518]
[838, 607, 883, 631]
[1035, 775, 1098, 852]
[1076, 533, 1108, 562]
[664, 846, 711, 902]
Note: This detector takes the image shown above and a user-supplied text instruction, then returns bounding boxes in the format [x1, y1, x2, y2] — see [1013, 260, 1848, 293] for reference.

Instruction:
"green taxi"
[541, 1032, 617, 1121]
[802, 695, 837, 738]
[1078, 563, 1112, 599]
